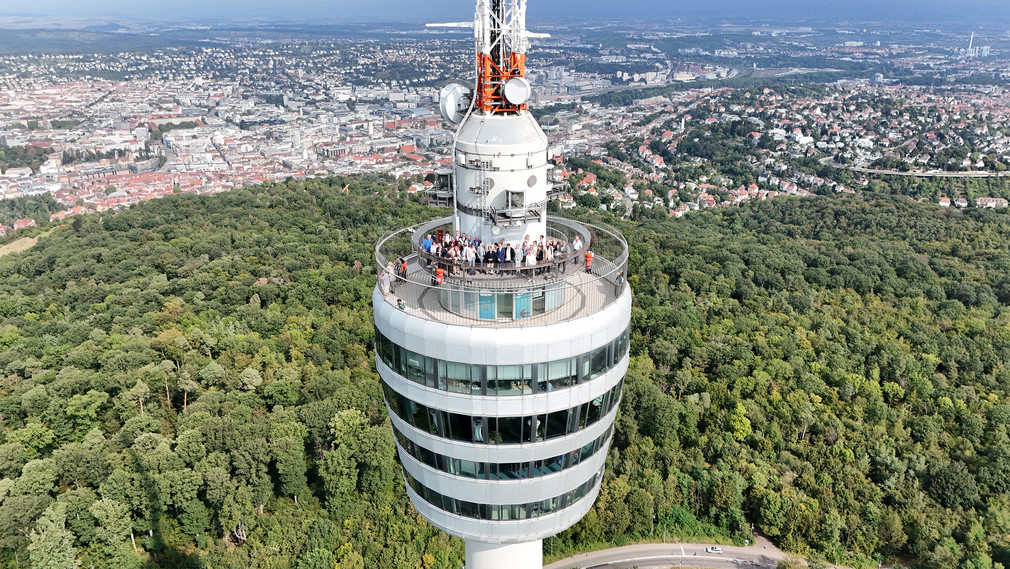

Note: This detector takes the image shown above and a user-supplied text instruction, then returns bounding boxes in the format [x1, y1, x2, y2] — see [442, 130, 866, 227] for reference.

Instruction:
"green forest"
[0, 146, 49, 174]
[0, 177, 1008, 569]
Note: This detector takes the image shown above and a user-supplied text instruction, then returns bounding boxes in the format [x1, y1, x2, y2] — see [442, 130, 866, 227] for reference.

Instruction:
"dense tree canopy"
[566, 195, 1010, 569]
[0, 177, 461, 569]
[0, 145, 49, 173]
[0, 177, 1007, 569]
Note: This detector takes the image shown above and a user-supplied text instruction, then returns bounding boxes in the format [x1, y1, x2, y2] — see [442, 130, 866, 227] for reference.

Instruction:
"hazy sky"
[6, 0, 1009, 24]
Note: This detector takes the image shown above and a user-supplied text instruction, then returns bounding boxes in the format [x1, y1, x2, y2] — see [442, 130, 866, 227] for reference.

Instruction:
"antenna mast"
[475, 0, 532, 113]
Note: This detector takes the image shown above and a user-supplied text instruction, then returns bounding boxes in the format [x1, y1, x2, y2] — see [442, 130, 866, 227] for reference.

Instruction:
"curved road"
[545, 542, 787, 569]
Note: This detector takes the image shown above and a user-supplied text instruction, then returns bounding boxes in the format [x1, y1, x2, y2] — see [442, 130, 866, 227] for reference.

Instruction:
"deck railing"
[375, 216, 628, 327]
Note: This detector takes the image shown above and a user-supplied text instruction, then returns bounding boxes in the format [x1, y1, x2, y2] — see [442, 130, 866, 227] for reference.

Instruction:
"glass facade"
[375, 326, 630, 396]
[392, 423, 614, 481]
[436, 281, 567, 321]
[382, 379, 623, 446]
[403, 467, 603, 521]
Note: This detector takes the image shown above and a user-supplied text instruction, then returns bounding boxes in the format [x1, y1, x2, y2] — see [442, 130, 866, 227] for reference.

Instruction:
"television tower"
[374, 2, 631, 569]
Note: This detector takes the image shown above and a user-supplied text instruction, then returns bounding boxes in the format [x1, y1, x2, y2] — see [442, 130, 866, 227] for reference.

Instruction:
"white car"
[705, 546, 723, 554]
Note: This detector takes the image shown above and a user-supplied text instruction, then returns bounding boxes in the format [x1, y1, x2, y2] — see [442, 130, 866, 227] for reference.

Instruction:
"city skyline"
[5, 0, 1009, 24]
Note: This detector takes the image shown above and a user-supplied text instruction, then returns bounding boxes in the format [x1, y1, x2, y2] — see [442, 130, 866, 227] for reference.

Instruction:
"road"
[819, 156, 1010, 178]
[545, 542, 787, 569]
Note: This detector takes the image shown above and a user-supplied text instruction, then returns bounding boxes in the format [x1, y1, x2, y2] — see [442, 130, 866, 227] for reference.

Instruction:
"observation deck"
[375, 216, 628, 328]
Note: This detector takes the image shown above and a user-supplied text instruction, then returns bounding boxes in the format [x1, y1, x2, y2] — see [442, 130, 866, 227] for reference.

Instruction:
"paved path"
[545, 542, 788, 569]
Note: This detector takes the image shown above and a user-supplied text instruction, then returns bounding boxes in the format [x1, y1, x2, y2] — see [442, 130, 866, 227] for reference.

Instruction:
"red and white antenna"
[475, 0, 549, 112]
[430, 0, 549, 118]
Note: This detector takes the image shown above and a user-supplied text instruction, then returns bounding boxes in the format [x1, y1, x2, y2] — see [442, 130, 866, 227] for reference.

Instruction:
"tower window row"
[381, 378, 623, 445]
[393, 422, 614, 481]
[403, 466, 603, 522]
[375, 326, 629, 397]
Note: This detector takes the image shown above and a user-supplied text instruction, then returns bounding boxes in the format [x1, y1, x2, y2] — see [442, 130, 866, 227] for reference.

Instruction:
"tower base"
[466, 540, 543, 569]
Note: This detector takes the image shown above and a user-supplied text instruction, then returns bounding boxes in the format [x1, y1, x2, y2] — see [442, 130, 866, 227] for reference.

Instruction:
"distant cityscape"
[0, 20, 1008, 233]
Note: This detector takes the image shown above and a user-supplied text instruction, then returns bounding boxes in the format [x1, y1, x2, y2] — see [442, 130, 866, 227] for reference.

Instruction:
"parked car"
[705, 546, 723, 554]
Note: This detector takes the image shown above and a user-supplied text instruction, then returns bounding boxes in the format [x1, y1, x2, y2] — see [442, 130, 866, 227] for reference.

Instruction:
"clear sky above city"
[7, 0, 1009, 24]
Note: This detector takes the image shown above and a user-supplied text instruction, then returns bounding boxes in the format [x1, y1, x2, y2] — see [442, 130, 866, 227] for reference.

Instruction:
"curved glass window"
[403, 467, 603, 521]
[392, 423, 613, 481]
[381, 377, 623, 446]
[435, 280, 568, 321]
[375, 326, 630, 396]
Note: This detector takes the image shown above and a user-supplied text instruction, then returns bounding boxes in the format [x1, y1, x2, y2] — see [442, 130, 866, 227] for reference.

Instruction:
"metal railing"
[375, 216, 629, 327]
[488, 200, 548, 226]
[425, 189, 453, 208]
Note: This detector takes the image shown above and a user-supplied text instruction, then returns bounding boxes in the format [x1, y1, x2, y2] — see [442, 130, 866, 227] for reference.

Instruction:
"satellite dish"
[503, 77, 532, 106]
[439, 83, 472, 124]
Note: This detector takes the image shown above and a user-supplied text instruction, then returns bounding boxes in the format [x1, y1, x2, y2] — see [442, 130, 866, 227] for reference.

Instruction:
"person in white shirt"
[526, 243, 538, 270]
[378, 268, 391, 297]
[386, 262, 396, 292]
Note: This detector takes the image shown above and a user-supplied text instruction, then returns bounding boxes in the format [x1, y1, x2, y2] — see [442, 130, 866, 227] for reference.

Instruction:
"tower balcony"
[426, 168, 455, 209]
[488, 201, 547, 226]
[374, 216, 628, 328]
[455, 200, 549, 227]
[546, 168, 567, 201]
[426, 189, 455, 209]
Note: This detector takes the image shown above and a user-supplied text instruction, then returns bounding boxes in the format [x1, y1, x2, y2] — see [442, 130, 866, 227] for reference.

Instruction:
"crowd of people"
[418, 230, 584, 278]
[378, 229, 601, 308]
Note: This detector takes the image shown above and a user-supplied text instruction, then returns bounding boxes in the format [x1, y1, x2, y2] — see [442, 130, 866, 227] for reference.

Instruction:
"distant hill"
[79, 23, 128, 33]
[0, 29, 217, 55]
[0, 23, 435, 55]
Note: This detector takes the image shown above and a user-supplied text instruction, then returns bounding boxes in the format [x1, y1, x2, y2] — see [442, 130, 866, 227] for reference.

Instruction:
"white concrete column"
[466, 540, 542, 569]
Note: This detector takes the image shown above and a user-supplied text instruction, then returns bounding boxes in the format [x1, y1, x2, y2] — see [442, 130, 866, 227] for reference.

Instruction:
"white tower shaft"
[467, 541, 542, 569]
[377, 3, 631, 569]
